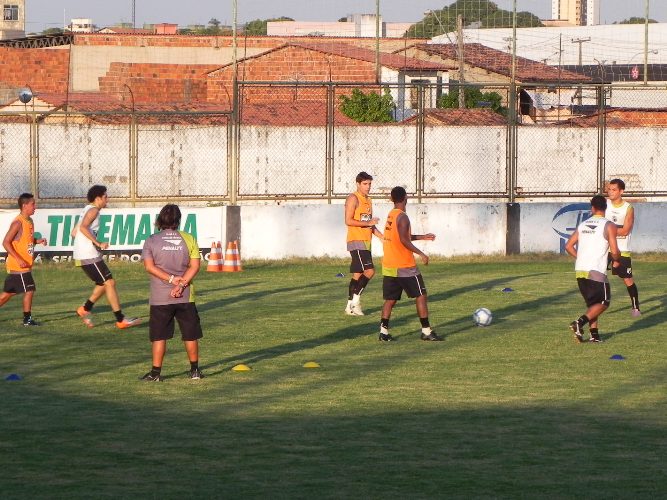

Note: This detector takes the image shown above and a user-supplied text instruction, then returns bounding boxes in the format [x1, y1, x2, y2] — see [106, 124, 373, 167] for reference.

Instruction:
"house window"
[3, 5, 19, 21]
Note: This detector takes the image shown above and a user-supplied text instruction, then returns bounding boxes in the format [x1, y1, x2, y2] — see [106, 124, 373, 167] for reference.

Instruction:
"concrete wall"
[241, 202, 506, 259]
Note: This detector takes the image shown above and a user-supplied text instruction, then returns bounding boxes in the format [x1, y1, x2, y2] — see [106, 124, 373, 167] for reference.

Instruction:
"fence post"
[325, 83, 335, 203]
[506, 82, 519, 255]
[129, 112, 138, 207]
[30, 113, 38, 198]
[415, 82, 425, 202]
[230, 80, 239, 205]
[597, 83, 607, 194]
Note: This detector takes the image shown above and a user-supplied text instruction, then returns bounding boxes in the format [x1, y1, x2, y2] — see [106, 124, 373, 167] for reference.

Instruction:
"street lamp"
[628, 49, 657, 65]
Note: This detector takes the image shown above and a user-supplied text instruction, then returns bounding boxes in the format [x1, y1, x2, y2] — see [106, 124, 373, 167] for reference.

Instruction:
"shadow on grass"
[0, 382, 664, 498]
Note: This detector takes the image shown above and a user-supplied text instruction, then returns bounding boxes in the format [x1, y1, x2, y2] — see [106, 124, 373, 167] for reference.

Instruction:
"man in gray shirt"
[140, 204, 203, 381]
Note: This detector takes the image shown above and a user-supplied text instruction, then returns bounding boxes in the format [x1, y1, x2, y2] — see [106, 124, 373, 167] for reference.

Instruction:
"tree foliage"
[437, 87, 506, 115]
[405, 0, 542, 38]
[339, 88, 395, 123]
[615, 17, 658, 24]
[244, 17, 294, 36]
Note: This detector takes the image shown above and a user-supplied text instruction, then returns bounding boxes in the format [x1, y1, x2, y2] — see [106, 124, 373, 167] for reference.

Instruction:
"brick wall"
[98, 62, 220, 103]
[208, 45, 378, 106]
[0, 47, 70, 94]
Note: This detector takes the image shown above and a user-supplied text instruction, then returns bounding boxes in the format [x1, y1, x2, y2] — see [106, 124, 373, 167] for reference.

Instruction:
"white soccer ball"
[473, 307, 493, 327]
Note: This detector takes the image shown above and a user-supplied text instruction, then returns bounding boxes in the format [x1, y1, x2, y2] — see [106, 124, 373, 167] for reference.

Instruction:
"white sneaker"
[350, 303, 365, 316]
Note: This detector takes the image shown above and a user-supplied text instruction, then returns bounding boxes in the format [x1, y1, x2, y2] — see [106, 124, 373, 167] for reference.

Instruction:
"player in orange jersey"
[344, 171, 383, 316]
[0, 193, 47, 326]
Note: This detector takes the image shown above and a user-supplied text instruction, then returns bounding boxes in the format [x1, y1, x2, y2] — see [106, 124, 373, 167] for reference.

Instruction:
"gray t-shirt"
[141, 229, 199, 306]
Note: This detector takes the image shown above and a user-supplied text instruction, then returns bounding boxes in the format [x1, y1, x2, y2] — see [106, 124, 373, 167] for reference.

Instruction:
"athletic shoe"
[631, 308, 641, 318]
[22, 317, 39, 327]
[589, 334, 604, 343]
[189, 368, 204, 380]
[378, 332, 395, 341]
[570, 321, 583, 343]
[76, 306, 94, 328]
[116, 317, 141, 329]
[140, 372, 163, 382]
[350, 303, 364, 316]
[420, 331, 443, 341]
[344, 303, 354, 315]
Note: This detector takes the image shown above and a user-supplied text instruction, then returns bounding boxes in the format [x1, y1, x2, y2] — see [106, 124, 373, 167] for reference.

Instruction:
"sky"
[25, 1, 667, 33]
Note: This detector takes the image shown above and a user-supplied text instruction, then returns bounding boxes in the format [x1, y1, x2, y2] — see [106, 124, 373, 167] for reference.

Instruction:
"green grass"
[0, 257, 665, 498]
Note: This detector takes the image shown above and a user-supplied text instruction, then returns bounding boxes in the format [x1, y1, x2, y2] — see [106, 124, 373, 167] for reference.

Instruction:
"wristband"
[168, 275, 174, 284]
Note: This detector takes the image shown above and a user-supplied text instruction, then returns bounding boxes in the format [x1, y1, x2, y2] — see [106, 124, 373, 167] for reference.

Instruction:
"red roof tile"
[412, 43, 589, 83]
[402, 108, 507, 126]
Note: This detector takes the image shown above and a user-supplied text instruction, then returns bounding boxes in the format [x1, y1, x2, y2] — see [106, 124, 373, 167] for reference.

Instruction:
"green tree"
[339, 88, 395, 123]
[615, 17, 658, 24]
[437, 87, 506, 115]
[244, 17, 294, 36]
[42, 27, 64, 35]
[405, 0, 542, 38]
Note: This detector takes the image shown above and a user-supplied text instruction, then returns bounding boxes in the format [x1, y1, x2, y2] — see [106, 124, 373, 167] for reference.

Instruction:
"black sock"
[348, 279, 358, 300]
[627, 284, 640, 309]
[380, 318, 390, 329]
[84, 300, 94, 312]
[23, 311, 31, 321]
[190, 361, 199, 371]
[590, 327, 599, 335]
[150, 366, 161, 376]
[419, 317, 430, 328]
[577, 315, 590, 326]
[355, 275, 370, 295]
[114, 310, 124, 322]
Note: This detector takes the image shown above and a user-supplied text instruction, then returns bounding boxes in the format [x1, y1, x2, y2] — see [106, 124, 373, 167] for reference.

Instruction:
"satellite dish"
[18, 88, 33, 104]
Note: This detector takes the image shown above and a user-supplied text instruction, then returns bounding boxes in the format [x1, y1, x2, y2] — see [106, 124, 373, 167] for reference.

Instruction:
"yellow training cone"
[303, 361, 320, 369]
[232, 364, 251, 371]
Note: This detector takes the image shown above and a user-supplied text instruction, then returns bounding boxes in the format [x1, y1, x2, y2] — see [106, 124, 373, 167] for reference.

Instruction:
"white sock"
[352, 294, 361, 305]
[421, 327, 432, 335]
[380, 325, 389, 334]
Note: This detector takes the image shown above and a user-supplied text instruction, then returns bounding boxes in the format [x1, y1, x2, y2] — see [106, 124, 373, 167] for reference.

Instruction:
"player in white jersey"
[72, 185, 140, 330]
[565, 195, 620, 343]
[606, 178, 641, 317]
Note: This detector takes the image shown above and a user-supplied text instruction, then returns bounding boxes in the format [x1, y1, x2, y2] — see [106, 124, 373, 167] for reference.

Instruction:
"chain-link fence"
[1, 82, 667, 205]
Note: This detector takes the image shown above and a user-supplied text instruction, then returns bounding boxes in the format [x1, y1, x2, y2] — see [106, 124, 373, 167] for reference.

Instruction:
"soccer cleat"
[140, 372, 163, 382]
[344, 303, 354, 315]
[589, 334, 604, 343]
[350, 303, 365, 316]
[189, 368, 204, 380]
[570, 321, 583, 343]
[22, 317, 40, 327]
[631, 308, 641, 318]
[116, 317, 141, 329]
[76, 306, 94, 328]
[420, 331, 443, 341]
[378, 332, 395, 342]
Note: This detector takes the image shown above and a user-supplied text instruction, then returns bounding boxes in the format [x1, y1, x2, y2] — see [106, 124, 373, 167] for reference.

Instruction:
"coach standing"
[140, 204, 204, 381]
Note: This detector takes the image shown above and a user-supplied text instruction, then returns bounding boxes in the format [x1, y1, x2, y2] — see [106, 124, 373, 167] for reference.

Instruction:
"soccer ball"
[473, 307, 493, 327]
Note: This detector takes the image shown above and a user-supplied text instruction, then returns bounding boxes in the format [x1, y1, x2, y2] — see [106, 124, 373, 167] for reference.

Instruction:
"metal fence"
[1, 81, 667, 206]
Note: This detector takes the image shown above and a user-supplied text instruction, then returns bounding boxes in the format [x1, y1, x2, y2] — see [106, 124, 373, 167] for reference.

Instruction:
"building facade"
[1, 0, 25, 39]
[552, 0, 600, 26]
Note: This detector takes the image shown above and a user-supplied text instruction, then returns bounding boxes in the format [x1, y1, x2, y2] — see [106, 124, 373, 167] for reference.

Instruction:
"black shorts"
[609, 255, 633, 279]
[349, 249, 374, 273]
[383, 274, 427, 300]
[149, 302, 203, 342]
[3, 272, 36, 294]
[81, 261, 113, 286]
[577, 278, 611, 307]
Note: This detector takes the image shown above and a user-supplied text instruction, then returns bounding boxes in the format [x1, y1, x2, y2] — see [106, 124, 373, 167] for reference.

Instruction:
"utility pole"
[132, 0, 136, 29]
[644, 0, 649, 84]
[571, 37, 590, 105]
[457, 14, 465, 109]
[375, 0, 381, 83]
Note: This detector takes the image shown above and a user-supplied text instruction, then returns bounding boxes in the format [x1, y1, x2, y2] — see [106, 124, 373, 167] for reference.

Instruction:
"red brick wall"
[208, 46, 378, 106]
[99, 62, 219, 103]
[0, 47, 70, 94]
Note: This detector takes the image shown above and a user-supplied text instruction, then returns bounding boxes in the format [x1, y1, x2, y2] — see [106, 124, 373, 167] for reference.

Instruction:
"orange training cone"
[207, 241, 223, 272]
[222, 240, 242, 272]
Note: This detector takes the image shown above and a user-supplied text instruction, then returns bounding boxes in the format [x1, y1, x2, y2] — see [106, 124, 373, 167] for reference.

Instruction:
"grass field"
[0, 257, 665, 498]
